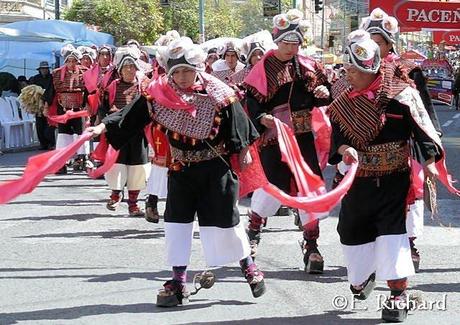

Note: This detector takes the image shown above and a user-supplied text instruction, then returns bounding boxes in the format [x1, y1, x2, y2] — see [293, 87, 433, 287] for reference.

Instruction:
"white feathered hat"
[272, 9, 311, 44]
[155, 30, 181, 46]
[156, 36, 206, 77]
[360, 8, 399, 44]
[344, 30, 381, 74]
[114, 46, 141, 72]
[61, 44, 82, 63]
[241, 30, 274, 64]
[77, 46, 97, 62]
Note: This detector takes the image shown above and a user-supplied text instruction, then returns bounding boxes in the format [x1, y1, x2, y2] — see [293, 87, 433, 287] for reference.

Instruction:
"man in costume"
[99, 46, 151, 216]
[43, 44, 88, 174]
[30, 61, 56, 150]
[328, 30, 442, 322]
[361, 8, 442, 272]
[244, 9, 331, 274]
[211, 41, 245, 84]
[88, 36, 266, 306]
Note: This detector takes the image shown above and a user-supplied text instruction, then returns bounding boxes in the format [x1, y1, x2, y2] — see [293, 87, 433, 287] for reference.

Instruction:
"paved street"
[0, 104, 459, 325]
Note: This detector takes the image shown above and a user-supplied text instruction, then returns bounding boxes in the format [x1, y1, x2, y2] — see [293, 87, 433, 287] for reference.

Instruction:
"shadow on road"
[15, 229, 164, 240]
[186, 310, 382, 324]
[412, 282, 460, 293]
[1, 213, 121, 222]
[0, 305, 384, 324]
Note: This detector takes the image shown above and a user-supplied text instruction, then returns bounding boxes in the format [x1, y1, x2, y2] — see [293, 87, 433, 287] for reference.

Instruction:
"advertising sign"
[433, 30, 460, 45]
[370, 0, 460, 30]
[422, 59, 454, 106]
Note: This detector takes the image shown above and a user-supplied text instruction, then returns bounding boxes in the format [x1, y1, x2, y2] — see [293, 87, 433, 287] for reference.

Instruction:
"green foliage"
[161, 0, 243, 41]
[65, 0, 297, 43]
[64, 0, 164, 45]
[161, 0, 200, 41]
[238, 0, 293, 37]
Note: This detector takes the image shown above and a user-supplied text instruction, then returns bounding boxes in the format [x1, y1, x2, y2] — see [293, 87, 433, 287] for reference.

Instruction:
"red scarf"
[348, 75, 382, 101]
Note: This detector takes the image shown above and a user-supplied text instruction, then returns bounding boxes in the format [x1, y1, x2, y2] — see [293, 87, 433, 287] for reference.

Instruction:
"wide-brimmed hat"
[37, 61, 50, 70]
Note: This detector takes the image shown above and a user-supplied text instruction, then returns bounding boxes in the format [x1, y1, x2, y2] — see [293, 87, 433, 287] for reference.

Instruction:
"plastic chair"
[0, 97, 26, 148]
[20, 104, 39, 144]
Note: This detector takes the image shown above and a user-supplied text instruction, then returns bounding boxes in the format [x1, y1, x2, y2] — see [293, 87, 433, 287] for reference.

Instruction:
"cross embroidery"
[155, 136, 162, 152]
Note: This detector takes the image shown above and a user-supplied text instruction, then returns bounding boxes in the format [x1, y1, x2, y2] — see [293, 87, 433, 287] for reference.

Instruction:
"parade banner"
[370, 0, 460, 30]
[433, 30, 460, 45]
[422, 59, 454, 106]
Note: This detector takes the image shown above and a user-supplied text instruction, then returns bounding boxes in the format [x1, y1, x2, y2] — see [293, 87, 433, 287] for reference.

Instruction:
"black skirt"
[338, 170, 410, 246]
[164, 156, 240, 228]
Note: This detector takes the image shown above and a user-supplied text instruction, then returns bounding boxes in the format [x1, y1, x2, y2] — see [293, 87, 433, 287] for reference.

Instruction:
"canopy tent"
[0, 20, 114, 78]
[5, 20, 113, 46]
[0, 27, 65, 43]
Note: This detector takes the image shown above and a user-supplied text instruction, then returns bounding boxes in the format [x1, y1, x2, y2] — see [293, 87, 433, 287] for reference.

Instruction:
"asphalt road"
[0, 104, 459, 324]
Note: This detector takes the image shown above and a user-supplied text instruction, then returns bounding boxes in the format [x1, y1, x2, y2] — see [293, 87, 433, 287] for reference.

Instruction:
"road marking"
[443, 120, 453, 127]
[453, 113, 460, 119]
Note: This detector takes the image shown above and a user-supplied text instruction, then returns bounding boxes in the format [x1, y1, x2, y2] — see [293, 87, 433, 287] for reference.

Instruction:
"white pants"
[146, 164, 168, 198]
[406, 199, 424, 238]
[105, 163, 151, 191]
[165, 221, 251, 267]
[342, 234, 415, 286]
[251, 188, 327, 225]
[56, 133, 89, 155]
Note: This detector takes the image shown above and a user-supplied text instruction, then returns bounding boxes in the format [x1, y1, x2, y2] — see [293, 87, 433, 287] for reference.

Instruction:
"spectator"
[29, 61, 56, 150]
[1, 77, 20, 98]
[454, 69, 460, 111]
[17, 76, 29, 92]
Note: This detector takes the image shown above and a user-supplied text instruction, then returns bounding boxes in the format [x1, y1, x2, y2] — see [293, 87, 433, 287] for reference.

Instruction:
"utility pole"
[54, 0, 60, 20]
[55, 0, 60, 68]
[320, 0, 325, 49]
[199, 0, 205, 42]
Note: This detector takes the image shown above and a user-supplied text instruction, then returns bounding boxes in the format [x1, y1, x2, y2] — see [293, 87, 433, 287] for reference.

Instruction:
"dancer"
[244, 9, 331, 273]
[99, 46, 151, 216]
[89, 36, 266, 305]
[328, 30, 441, 322]
[43, 44, 88, 174]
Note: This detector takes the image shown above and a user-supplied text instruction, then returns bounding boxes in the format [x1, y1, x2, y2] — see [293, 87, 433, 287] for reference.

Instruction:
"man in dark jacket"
[29, 61, 56, 150]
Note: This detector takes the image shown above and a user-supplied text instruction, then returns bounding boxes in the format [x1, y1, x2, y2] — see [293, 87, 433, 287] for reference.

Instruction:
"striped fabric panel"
[329, 90, 385, 149]
[328, 61, 411, 149]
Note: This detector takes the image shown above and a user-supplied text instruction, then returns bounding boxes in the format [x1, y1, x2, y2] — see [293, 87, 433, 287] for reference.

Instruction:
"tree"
[161, 0, 243, 41]
[64, 0, 164, 45]
[238, 0, 295, 37]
